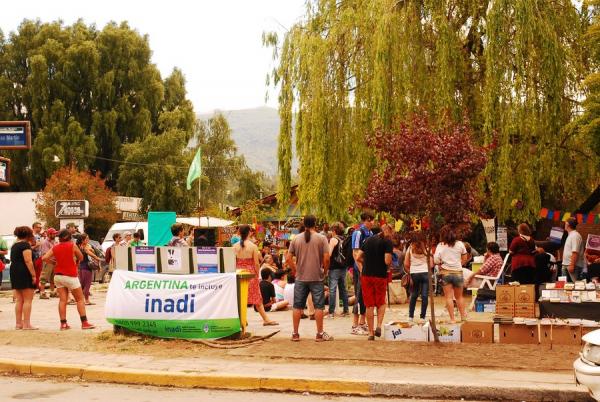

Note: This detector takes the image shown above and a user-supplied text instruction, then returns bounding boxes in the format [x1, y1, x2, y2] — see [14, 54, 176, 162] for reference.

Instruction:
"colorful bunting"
[538, 208, 600, 225]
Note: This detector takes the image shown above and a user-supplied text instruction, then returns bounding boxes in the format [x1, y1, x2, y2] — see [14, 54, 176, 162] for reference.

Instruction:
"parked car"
[89, 240, 111, 284]
[574, 329, 600, 400]
[1, 235, 16, 290]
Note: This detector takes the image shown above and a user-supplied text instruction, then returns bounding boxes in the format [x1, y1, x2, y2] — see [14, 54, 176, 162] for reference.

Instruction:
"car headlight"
[582, 342, 600, 365]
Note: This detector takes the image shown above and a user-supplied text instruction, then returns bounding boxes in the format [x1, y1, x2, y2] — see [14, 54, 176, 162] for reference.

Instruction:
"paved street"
[0, 375, 442, 402]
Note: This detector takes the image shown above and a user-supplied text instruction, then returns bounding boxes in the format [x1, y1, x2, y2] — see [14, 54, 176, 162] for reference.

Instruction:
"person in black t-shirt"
[356, 225, 394, 340]
[258, 268, 289, 312]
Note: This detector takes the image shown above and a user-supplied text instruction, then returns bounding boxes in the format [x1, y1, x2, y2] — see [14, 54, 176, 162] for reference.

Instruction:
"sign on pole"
[0, 121, 31, 150]
[105, 270, 241, 339]
[55, 200, 89, 219]
[0, 157, 9, 187]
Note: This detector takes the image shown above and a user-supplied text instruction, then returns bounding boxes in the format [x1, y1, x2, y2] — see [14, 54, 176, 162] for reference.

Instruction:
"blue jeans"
[328, 269, 349, 314]
[293, 281, 326, 310]
[352, 266, 366, 315]
[409, 272, 429, 319]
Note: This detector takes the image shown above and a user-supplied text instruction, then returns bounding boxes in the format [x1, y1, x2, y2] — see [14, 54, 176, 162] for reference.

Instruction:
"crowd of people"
[1, 222, 96, 330]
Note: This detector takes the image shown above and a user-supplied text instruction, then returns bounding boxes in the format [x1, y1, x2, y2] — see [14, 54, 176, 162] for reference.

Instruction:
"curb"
[0, 358, 591, 401]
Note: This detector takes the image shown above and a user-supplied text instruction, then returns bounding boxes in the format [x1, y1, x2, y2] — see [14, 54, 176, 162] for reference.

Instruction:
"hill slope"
[198, 107, 284, 176]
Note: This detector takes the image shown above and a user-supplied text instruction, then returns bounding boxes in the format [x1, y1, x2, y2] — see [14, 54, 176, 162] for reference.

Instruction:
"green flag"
[186, 148, 202, 190]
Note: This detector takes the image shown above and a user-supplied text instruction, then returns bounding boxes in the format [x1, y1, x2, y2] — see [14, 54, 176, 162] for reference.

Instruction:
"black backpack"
[341, 235, 355, 267]
[332, 236, 346, 267]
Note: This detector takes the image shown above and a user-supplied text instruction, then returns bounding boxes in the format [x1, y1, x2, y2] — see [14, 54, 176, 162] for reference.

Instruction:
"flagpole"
[198, 155, 201, 229]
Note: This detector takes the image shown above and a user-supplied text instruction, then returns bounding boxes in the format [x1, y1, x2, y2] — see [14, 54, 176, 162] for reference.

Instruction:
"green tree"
[194, 113, 244, 207]
[117, 128, 197, 214]
[266, 0, 597, 222]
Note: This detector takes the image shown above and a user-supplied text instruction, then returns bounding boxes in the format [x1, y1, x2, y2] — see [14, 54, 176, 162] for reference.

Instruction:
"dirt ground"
[0, 329, 580, 372]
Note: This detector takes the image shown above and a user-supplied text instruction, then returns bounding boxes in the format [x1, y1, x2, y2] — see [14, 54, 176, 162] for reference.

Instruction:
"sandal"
[263, 321, 279, 326]
[85, 302, 96, 305]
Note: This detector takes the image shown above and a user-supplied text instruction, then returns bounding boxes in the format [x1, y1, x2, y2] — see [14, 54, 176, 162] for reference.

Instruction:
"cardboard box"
[496, 303, 514, 317]
[461, 321, 494, 343]
[429, 323, 461, 343]
[384, 322, 429, 342]
[515, 285, 536, 304]
[514, 303, 536, 318]
[499, 324, 538, 344]
[539, 325, 581, 345]
[496, 285, 515, 304]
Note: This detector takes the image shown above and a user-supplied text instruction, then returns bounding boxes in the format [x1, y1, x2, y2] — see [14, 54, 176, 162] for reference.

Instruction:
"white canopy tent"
[175, 216, 234, 228]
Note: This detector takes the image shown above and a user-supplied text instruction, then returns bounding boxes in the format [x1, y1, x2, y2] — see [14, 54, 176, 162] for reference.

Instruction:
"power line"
[81, 153, 234, 172]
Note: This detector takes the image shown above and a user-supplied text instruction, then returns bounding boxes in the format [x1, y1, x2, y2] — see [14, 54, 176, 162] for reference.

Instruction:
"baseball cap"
[47, 228, 58, 235]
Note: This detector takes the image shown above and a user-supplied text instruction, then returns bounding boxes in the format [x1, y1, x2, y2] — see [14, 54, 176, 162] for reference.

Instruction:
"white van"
[101, 221, 148, 252]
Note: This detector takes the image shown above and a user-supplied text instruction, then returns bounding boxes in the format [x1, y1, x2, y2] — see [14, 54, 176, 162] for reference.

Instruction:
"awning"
[176, 216, 234, 228]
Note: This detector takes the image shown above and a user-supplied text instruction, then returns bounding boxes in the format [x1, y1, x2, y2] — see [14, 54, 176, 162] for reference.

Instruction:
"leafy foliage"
[360, 114, 488, 224]
[266, 0, 598, 222]
[35, 166, 118, 239]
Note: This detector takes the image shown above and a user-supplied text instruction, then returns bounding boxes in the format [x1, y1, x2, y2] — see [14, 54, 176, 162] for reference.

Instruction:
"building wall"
[0, 192, 39, 235]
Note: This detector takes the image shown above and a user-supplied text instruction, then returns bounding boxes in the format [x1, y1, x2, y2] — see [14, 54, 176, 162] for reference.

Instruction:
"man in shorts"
[39, 228, 58, 299]
[287, 215, 332, 342]
[356, 224, 393, 340]
[351, 211, 374, 335]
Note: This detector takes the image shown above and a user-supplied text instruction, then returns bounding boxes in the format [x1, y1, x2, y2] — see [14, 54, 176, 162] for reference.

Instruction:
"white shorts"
[54, 275, 81, 290]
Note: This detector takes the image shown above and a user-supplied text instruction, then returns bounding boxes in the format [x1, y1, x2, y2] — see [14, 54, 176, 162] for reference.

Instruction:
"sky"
[0, 0, 306, 113]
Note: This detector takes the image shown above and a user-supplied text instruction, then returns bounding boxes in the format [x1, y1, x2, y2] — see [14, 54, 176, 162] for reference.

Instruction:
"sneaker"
[81, 321, 96, 330]
[39, 293, 49, 300]
[408, 317, 414, 323]
[60, 323, 71, 331]
[315, 331, 333, 342]
[359, 323, 369, 332]
[341, 311, 350, 317]
[291, 332, 300, 342]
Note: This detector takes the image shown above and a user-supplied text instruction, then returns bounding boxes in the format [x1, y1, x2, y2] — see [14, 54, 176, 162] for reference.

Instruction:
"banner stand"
[188, 248, 194, 274]
[156, 248, 162, 273]
[219, 249, 225, 274]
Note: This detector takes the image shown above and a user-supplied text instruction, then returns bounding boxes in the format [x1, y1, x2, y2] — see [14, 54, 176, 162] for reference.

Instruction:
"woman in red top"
[509, 223, 536, 284]
[42, 229, 95, 330]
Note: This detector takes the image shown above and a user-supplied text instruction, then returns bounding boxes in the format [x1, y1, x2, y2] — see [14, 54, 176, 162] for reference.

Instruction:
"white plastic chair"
[467, 254, 511, 311]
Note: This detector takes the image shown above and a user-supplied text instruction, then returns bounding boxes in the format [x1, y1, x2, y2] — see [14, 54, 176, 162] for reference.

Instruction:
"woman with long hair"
[10, 226, 37, 330]
[509, 223, 536, 284]
[434, 225, 468, 323]
[404, 231, 432, 323]
[76, 234, 102, 305]
[42, 229, 95, 330]
[233, 224, 277, 326]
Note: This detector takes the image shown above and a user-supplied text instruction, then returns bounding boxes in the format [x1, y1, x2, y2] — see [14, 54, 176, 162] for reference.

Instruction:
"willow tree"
[267, 0, 596, 222]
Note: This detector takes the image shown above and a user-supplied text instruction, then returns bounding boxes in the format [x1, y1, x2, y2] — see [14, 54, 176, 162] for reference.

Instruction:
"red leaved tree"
[36, 166, 118, 240]
[361, 113, 489, 341]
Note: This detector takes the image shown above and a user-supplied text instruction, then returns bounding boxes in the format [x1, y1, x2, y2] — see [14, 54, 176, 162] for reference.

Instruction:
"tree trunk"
[426, 242, 439, 342]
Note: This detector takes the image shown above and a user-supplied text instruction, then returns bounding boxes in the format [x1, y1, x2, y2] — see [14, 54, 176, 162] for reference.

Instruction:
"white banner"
[105, 270, 240, 339]
[497, 226, 508, 252]
[481, 218, 496, 243]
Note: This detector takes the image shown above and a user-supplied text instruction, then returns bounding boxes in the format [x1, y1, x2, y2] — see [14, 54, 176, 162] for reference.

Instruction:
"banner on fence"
[105, 270, 240, 339]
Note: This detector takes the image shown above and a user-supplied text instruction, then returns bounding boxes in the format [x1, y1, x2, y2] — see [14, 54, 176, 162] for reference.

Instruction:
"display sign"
[197, 247, 218, 274]
[135, 247, 156, 273]
[164, 247, 182, 272]
[497, 226, 508, 251]
[55, 200, 89, 218]
[587, 234, 600, 252]
[481, 218, 496, 243]
[105, 270, 241, 339]
[549, 227, 565, 244]
[0, 121, 31, 149]
[0, 157, 9, 187]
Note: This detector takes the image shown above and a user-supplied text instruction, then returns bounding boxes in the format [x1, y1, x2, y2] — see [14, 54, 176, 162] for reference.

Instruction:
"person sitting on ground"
[272, 269, 287, 302]
[259, 269, 289, 312]
[465, 242, 503, 287]
[261, 254, 278, 273]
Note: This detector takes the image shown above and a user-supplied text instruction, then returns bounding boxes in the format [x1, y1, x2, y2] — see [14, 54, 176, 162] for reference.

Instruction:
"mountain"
[198, 106, 283, 176]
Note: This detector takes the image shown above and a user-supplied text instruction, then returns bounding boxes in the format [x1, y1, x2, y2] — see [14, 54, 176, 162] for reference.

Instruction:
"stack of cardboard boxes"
[495, 284, 537, 318]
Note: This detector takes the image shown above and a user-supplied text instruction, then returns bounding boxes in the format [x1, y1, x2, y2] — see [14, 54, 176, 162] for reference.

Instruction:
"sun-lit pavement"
[0, 285, 486, 339]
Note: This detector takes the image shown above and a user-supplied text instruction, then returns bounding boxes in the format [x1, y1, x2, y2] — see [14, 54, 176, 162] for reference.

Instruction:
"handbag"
[88, 258, 100, 271]
[400, 273, 412, 289]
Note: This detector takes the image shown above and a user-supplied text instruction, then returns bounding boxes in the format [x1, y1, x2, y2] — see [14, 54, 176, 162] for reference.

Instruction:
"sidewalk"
[0, 289, 592, 400]
[0, 345, 590, 401]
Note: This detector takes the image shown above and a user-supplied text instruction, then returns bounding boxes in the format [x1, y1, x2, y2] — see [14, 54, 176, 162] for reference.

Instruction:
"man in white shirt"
[562, 217, 584, 282]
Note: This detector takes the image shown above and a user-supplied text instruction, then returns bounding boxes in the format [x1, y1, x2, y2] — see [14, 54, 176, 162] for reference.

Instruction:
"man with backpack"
[351, 212, 374, 335]
[327, 222, 349, 318]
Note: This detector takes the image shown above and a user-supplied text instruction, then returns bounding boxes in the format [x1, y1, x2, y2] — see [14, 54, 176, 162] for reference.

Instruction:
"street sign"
[0, 157, 9, 187]
[55, 200, 89, 219]
[0, 121, 31, 150]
